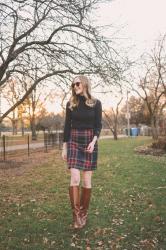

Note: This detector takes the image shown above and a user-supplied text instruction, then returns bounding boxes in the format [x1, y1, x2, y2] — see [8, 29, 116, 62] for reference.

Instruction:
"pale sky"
[93, 0, 166, 110]
[47, 0, 166, 113]
[2, 0, 166, 115]
[98, 0, 166, 49]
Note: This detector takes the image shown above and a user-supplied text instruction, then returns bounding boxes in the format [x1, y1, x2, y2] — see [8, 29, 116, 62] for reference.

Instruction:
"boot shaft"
[80, 187, 92, 227]
[80, 187, 92, 210]
[69, 186, 80, 208]
[69, 185, 82, 229]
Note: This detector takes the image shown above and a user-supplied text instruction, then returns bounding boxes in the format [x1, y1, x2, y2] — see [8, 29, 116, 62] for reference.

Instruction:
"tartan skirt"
[67, 128, 98, 171]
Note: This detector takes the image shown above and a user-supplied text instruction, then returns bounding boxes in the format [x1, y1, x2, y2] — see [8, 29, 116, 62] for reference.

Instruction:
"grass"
[0, 137, 166, 249]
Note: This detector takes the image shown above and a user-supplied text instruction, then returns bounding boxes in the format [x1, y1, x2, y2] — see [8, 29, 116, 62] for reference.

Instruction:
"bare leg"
[82, 170, 93, 188]
[70, 168, 81, 186]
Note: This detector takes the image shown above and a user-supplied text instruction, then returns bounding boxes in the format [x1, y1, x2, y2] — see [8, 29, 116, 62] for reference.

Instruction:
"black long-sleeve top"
[63, 95, 102, 142]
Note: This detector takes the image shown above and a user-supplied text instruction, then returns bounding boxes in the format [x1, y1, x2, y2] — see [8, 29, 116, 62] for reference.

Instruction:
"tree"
[120, 95, 151, 126]
[0, 0, 122, 122]
[2, 77, 20, 135]
[36, 113, 64, 132]
[131, 35, 166, 139]
[2, 75, 53, 138]
[103, 96, 123, 140]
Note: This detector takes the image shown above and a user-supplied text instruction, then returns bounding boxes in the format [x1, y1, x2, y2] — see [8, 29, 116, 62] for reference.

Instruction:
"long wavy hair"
[69, 75, 97, 110]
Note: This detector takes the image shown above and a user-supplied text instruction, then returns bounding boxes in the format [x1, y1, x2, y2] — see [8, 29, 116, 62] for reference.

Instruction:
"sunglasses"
[71, 82, 81, 88]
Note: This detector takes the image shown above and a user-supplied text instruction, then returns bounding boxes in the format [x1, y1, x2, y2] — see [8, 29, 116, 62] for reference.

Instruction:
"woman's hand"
[62, 143, 67, 161]
[86, 136, 98, 153]
[86, 141, 95, 153]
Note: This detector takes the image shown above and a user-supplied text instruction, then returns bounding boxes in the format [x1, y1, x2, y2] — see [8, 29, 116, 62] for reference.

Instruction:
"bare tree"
[2, 78, 20, 135]
[36, 112, 64, 132]
[103, 96, 123, 140]
[2, 75, 53, 138]
[120, 95, 150, 126]
[130, 35, 166, 139]
[0, 0, 123, 122]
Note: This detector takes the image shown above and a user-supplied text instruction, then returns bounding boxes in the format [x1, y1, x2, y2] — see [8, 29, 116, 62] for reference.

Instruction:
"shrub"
[151, 137, 166, 151]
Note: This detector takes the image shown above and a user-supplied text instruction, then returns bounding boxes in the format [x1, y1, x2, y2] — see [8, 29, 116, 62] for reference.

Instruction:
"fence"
[0, 132, 63, 161]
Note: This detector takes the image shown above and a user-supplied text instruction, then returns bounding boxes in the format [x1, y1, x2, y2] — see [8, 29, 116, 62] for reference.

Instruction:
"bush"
[151, 137, 166, 151]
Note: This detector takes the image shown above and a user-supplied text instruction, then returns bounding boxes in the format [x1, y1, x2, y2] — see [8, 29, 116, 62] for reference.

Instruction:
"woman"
[62, 75, 102, 229]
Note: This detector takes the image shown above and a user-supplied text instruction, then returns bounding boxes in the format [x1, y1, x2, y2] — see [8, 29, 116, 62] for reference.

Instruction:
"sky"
[92, 0, 166, 110]
[97, 0, 166, 57]
[46, 0, 166, 112]
[2, 0, 166, 115]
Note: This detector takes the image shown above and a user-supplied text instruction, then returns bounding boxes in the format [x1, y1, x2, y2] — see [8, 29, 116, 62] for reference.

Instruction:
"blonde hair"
[69, 75, 97, 110]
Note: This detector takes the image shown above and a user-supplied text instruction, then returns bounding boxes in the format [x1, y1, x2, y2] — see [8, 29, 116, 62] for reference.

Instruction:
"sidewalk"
[0, 142, 45, 152]
[100, 134, 127, 139]
[0, 135, 127, 152]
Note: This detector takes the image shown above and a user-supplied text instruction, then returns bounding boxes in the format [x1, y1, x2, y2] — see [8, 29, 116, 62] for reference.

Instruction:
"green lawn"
[0, 137, 166, 249]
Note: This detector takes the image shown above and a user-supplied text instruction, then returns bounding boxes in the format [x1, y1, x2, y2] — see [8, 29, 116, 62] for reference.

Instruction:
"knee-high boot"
[69, 186, 82, 229]
[80, 187, 92, 227]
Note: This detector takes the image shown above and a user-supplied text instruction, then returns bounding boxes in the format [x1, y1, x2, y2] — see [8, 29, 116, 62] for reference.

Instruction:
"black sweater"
[63, 95, 102, 142]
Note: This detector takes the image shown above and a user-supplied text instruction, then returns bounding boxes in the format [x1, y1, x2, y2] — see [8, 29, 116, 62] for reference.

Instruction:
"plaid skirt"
[67, 128, 98, 171]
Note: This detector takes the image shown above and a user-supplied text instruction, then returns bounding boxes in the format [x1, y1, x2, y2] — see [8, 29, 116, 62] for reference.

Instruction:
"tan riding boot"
[69, 186, 82, 229]
[80, 187, 92, 227]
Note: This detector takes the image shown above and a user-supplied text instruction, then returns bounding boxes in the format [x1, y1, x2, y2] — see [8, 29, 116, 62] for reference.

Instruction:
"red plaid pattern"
[67, 128, 98, 171]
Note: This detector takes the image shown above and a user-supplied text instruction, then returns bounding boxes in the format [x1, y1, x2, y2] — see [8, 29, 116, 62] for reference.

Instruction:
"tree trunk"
[21, 118, 24, 136]
[110, 126, 118, 140]
[12, 111, 18, 135]
[113, 130, 118, 140]
[113, 118, 118, 140]
[31, 116, 37, 140]
[12, 119, 18, 135]
[151, 116, 158, 140]
[0, 122, 2, 137]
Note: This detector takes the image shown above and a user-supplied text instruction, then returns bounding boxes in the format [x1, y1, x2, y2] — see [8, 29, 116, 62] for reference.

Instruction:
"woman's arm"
[94, 99, 102, 139]
[91, 135, 98, 144]
[63, 102, 72, 143]
[62, 102, 71, 160]
[86, 100, 102, 153]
